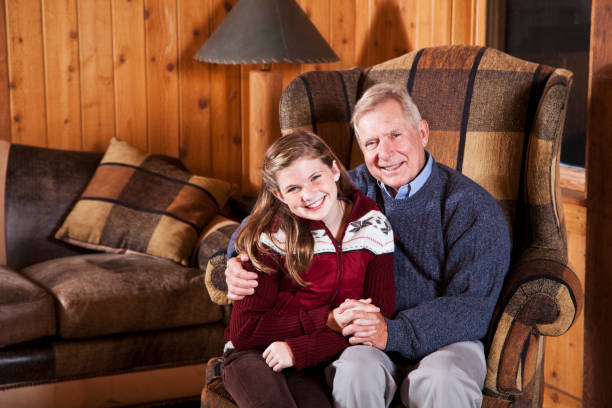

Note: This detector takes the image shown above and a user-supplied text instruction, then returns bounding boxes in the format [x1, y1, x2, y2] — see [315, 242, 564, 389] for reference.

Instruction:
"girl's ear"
[272, 189, 286, 204]
[331, 160, 341, 182]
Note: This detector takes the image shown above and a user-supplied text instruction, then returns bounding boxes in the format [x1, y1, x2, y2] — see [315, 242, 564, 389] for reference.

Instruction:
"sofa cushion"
[21, 253, 223, 339]
[0, 266, 55, 346]
[55, 138, 234, 266]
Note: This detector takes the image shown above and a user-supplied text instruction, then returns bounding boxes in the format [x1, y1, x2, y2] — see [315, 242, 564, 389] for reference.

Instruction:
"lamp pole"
[244, 68, 282, 195]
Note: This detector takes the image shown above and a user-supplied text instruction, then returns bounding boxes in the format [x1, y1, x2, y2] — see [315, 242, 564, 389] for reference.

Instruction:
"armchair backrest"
[280, 45, 572, 263]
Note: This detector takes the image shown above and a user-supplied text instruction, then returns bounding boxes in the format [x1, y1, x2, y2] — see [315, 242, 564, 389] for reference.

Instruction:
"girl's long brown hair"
[235, 131, 355, 286]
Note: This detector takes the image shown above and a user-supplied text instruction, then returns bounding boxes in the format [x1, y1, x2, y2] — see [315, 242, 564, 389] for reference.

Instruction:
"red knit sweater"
[227, 190, 396, 370]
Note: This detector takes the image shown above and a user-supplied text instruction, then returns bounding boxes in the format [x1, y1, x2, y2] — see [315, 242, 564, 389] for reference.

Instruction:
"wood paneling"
[177, 0, 212, 176]
[145, 0, 179, 157]
[416, 0, 433, 48]
[433, 0, 452, 45]
[452, 0, 474, 45]
[0, 0, 486, 176]
[545, 200, 585, 403]
[329, 0, 356, 70]
[300, 0, 330, 72]
[0, 0, 8, 142]
[585, 0, 612, 406]
[112, 0, 147, 151]
[543, 385, 583, 408]
[78, 0, 115, 152]
[42, 0, 82, 150]
[209, 0, 241, 184]
[5, 0, 47, 146]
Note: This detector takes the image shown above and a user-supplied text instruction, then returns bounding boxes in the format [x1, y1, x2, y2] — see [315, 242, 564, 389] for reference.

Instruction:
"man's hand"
[225, 253, 259, 301]
[263, 341, 295, 372]
[328, 298, 380, 332]
[342, 311, 388, 350]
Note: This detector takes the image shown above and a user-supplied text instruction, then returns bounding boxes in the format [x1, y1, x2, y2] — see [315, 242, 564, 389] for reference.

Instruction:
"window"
[488, 0, 590, 168]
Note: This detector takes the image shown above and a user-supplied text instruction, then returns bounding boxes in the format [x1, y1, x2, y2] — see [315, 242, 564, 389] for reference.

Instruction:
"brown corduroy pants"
[222, 349, 332, 408]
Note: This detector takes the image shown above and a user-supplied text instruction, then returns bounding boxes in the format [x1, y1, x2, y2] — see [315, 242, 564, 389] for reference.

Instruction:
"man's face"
[356, 99, 429, 190]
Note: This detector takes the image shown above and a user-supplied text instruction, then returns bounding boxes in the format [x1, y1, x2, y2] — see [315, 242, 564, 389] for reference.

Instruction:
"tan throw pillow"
[55, 138, 234, 266]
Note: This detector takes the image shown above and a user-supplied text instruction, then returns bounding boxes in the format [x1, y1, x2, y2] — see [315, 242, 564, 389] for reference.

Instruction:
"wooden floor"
[0, 364, 206, 408]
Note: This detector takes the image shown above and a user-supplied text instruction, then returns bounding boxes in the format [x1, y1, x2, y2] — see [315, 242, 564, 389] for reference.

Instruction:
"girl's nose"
[301, 184, 316, 202]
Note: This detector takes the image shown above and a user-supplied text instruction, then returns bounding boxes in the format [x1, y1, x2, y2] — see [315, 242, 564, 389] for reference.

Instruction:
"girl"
[223, 131, 396, 408]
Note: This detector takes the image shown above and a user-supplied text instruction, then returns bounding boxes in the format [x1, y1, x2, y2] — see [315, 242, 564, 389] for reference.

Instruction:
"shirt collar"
[377, 151, 433, 199]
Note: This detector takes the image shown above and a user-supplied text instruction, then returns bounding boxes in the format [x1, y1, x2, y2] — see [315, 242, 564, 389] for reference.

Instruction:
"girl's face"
[273, 156, 343, 227]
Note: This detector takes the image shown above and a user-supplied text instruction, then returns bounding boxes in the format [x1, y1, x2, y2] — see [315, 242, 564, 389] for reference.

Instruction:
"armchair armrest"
[485, 256, 583, 396]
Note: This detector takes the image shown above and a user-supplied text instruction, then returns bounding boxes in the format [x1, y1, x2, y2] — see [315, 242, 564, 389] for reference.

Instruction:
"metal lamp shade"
[194, 0, 339, 64]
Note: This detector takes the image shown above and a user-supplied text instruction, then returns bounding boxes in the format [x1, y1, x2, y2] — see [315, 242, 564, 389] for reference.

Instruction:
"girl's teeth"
[307, 197, 324, 208]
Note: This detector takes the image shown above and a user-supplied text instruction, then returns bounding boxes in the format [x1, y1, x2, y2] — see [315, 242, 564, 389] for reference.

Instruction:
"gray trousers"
[326, 341, 486, 408]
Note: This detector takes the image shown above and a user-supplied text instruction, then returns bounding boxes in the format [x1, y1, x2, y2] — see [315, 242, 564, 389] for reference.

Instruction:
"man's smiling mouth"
[380, 162, 404, 172]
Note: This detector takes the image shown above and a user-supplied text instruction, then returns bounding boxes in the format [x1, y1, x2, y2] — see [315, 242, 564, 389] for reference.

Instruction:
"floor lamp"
[194, 0, 338, 195]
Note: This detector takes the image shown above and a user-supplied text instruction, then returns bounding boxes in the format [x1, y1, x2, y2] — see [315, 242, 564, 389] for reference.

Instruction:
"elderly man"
[225, 83, 510, 407]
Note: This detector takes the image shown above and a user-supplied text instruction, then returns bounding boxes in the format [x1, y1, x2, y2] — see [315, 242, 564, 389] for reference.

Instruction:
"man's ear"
[331, 160, 341, 182]
[419, 119, 430, 147]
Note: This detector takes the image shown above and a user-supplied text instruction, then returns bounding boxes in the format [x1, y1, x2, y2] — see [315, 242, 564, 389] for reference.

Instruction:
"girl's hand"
[263, 341, 295, 372]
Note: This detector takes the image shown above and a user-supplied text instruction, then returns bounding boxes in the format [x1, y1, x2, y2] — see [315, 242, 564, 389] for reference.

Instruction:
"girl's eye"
[286, 186, 298, 193]
[312, 174, 321, 181]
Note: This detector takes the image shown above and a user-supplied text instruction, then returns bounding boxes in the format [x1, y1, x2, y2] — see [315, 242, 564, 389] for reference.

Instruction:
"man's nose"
[378, 139, 393, 160]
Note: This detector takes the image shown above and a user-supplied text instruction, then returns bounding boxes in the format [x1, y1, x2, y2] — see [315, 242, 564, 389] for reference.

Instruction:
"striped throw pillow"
[55, 138, 234, 266]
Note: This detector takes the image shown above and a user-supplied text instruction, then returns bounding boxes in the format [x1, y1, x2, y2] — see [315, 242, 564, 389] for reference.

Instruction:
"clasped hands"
[328, 298, 388, 350]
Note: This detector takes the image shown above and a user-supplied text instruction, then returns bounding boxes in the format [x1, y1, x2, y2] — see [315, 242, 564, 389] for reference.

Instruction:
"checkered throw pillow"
[55, 138, 234, 265]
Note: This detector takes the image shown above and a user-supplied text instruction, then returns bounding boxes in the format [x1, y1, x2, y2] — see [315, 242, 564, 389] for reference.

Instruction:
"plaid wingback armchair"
[202, 45, 583, 408]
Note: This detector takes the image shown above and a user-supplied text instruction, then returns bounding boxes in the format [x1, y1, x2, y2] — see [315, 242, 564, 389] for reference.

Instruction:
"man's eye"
[392, 132, 401, 138]
[365, 141, 377, 149]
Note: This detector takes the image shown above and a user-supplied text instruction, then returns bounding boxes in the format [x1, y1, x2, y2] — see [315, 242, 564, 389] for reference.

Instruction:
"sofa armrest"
[485, 256, 583, 395]
[204, 251, 232, 307]
[194, 215, 239, 270]
[193, 216, 237, 308]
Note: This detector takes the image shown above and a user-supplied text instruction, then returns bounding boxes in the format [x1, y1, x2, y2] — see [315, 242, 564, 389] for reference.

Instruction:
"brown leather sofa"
[0, 142, 237, 391]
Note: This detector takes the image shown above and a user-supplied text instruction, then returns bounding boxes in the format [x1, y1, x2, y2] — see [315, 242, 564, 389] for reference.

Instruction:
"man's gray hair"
[351, 83, 422, 139]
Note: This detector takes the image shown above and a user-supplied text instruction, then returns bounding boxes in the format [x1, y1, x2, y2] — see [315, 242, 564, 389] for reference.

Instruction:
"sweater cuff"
[384, 317, 406, 353]
[302, 305, 330, 333]
[285, 338, 308, 371]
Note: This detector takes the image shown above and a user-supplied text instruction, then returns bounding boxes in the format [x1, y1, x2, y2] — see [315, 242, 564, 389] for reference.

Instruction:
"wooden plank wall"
[544, 193, 586, 408]
[0, 0, 486, 184]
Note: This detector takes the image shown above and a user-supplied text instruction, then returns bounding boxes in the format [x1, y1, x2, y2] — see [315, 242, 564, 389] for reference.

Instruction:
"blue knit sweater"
[349, 160, 510, 361]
